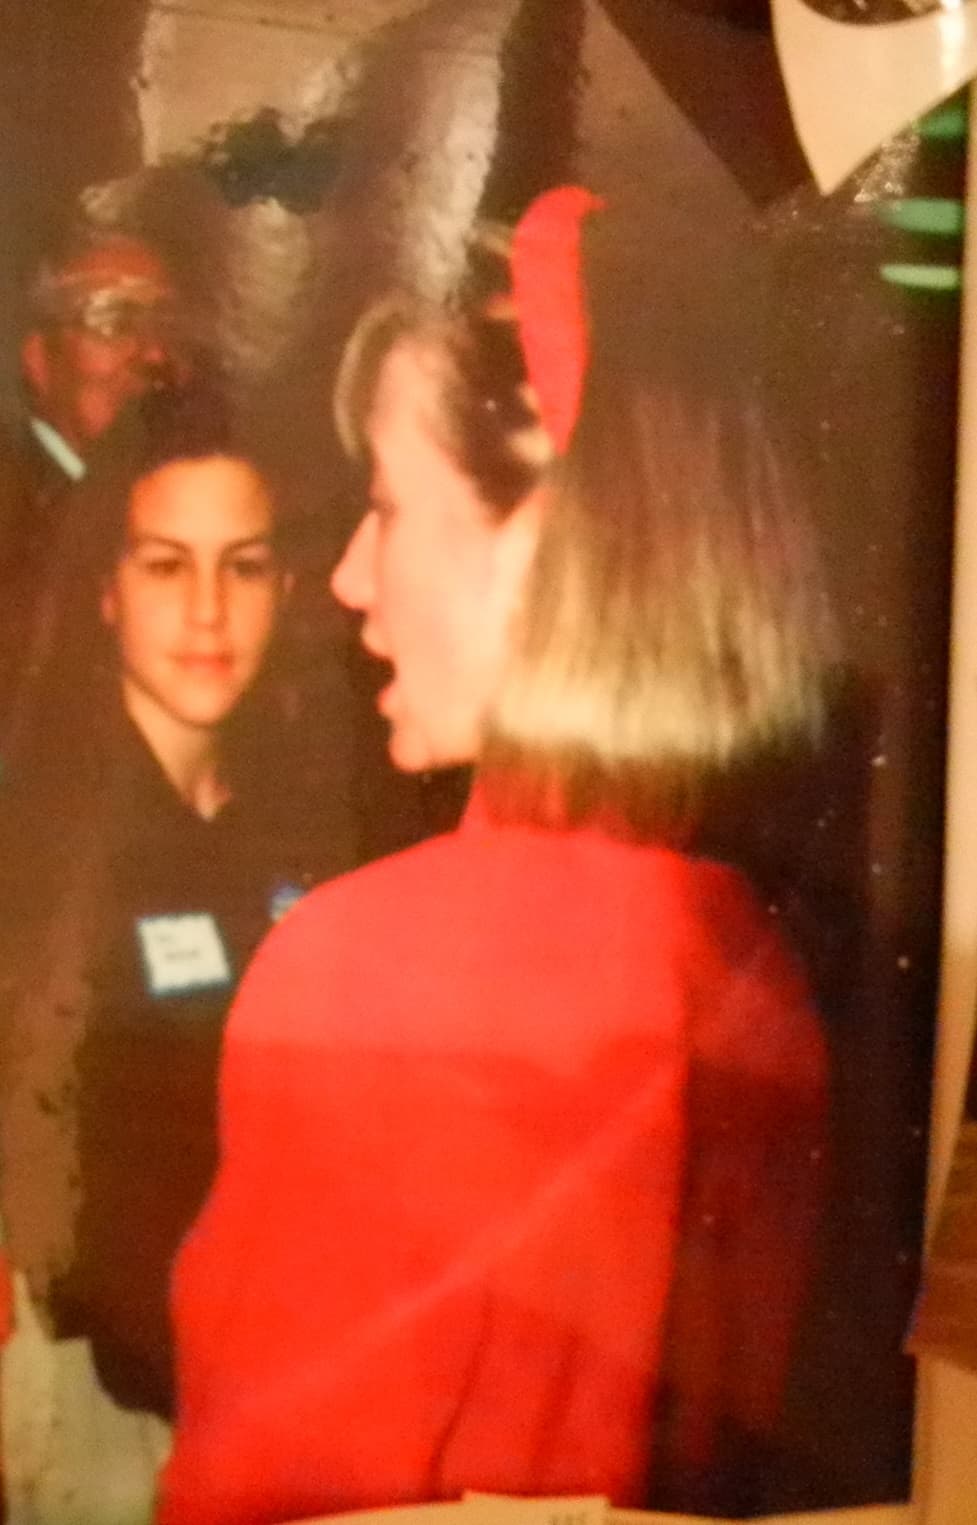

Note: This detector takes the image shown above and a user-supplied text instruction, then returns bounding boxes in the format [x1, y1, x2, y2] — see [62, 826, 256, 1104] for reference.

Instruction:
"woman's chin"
[386, 722, 476, 777]
[166, 695, 242, 734]
[387, 728, 435, 774]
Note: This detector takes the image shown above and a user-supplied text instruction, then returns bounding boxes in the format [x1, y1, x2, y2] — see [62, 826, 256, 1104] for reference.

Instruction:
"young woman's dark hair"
[1, 377, 293, 795]
[0, 379, 290, 1315]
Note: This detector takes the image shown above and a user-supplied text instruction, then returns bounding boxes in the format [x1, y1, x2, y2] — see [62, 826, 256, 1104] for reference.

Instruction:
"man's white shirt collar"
[29, 417, 86, 483]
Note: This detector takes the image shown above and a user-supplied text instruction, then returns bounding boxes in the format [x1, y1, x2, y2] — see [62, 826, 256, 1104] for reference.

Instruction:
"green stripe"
[879, 263, 962, 292]
[878, 198, 965, 236]
[916, 98, 969, 141]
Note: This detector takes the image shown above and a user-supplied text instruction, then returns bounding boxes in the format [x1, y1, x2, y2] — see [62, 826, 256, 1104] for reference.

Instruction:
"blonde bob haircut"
[335, 292, 834, 846]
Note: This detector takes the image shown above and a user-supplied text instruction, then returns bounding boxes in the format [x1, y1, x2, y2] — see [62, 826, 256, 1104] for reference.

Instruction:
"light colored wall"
[137, 0, 429, 159]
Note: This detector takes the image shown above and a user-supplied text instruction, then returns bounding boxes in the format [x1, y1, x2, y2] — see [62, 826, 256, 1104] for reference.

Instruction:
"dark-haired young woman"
[0, 388, 351, 1523]
[162, 194, 831, 1525]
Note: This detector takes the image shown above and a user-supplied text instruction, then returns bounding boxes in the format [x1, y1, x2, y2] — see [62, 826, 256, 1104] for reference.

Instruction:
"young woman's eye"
[228, 554, 275, 581]
[139, 556, 184, 578]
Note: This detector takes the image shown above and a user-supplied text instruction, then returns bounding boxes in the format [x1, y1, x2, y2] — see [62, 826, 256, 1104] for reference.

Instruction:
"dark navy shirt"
[53, 715, 342, 1416]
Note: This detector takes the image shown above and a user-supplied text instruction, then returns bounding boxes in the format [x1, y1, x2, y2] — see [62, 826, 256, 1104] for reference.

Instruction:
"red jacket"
[159, 808, 826, 1525]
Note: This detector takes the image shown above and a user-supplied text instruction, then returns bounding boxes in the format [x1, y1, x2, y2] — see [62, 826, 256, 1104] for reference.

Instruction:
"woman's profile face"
[101, 455, 286, 734]
[331, 342, 539, 773]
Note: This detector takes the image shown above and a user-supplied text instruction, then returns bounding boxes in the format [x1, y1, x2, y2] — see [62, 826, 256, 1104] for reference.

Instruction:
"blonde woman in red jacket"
[159, 191, 831, 1525]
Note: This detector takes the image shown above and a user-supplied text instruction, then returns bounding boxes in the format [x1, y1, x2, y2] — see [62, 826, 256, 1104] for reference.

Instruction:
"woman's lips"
[174, 653, 234, 675]
[359, 631, 395, 713]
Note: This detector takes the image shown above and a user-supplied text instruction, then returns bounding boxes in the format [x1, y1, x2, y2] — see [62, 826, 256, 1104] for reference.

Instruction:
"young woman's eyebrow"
[125, 534, 188, 552]
[223, 536, 275, 553]
[125, 534, 274, 553]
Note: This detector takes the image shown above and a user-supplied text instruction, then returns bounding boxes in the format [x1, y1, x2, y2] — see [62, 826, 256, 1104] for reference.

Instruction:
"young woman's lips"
[175, 653, 234, 676]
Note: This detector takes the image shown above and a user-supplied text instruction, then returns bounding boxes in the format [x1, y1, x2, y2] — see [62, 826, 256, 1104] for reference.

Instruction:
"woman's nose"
[188, 567, 224, 628]
[330, 510, 379, 613]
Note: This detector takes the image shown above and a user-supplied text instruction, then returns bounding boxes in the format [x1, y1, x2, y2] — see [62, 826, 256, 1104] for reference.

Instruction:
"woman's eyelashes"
[126, 545, 276, 581]
[133, 551, 185, 579]
[225, 548, 276, 580]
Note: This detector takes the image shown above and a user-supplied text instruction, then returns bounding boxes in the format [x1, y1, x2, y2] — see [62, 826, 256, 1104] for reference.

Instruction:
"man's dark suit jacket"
[0, 416, 79, 752]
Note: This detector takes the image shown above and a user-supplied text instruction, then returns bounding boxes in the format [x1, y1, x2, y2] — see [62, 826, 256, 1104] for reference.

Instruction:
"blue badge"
[268, 880, 306, 924]
[136, 913, 233, 999]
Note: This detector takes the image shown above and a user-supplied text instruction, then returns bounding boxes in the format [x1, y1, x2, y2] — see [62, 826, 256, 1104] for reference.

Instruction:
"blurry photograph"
[0, 3, 962, 1522]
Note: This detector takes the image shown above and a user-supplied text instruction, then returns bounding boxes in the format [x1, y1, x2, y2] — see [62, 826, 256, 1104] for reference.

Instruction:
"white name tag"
[136, 913, 232, 999]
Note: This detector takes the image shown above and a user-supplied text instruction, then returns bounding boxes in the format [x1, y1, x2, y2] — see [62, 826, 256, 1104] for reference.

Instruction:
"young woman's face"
[330, 342, 540, 774]
[101, 456, 286, 734]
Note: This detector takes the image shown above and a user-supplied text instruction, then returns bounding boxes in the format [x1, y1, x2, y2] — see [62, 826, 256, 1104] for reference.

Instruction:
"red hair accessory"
[510, 185, 605, 453]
